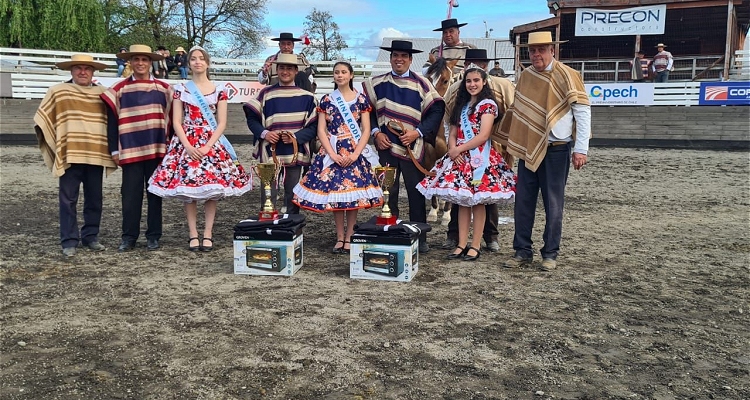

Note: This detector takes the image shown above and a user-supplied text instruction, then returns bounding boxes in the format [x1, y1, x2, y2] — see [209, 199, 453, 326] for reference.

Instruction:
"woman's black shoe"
[463, 246, 481, 261]
[446, 246, 467, 259]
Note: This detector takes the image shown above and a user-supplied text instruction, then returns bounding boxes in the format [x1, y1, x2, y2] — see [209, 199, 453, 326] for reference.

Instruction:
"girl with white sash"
[417, 66, 516, 261]
[149, 46, 252, 252]
[293, 61, 383, 254]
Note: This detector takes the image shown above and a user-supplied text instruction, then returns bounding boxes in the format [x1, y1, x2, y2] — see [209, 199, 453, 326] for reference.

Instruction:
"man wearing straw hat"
[174, 46, 188, 79]
[244, 53, 319, 215]
[422, 18, 477, 76]
[34, 54, 116, 257]
[363, 40, 445, 253]
[258, 32, 314, 92]
[651, 43, 673, 83]
[494, 31, 591, 271]
[441, 48, 516, 253]
[102, 44, 172, 252]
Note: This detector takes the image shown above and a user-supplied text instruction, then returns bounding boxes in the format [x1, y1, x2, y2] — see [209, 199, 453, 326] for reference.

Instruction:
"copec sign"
[586, 83, 655, 105]
[699, 82, 750, 106]
[576, 5, 667, 36]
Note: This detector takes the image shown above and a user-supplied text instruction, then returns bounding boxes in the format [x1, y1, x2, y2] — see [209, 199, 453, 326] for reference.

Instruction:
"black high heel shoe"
[446, 246, 467, 260]
[463, 246, 481, 261]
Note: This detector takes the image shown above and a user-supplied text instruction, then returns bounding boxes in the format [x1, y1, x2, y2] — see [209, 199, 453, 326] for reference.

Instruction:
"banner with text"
[698, 82, 750, 106]
[585, 83, 655, 106]
[92, 77, 267, 103]
[576, 5, 667, 36]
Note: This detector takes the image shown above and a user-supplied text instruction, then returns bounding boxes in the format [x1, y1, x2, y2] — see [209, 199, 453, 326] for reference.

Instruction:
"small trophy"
[255, 162, 280, 221]
[374, 166, 397, 225]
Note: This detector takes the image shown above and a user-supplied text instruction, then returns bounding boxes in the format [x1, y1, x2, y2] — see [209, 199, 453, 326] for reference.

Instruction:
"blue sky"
[259, 0, 552, 60]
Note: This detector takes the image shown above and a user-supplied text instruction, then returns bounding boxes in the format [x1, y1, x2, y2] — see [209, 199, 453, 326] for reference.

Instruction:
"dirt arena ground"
[0, 145, 748, 399]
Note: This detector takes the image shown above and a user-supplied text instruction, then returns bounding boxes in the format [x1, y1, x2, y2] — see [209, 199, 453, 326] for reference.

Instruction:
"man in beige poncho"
[494, 32, 591, 271]
[34, 54, 116, 257]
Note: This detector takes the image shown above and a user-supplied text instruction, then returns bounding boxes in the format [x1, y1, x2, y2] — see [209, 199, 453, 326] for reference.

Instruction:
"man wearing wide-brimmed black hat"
[422, 18, 477, 76]
[258, 32, 313, 91]
[363, 40, 446, 253]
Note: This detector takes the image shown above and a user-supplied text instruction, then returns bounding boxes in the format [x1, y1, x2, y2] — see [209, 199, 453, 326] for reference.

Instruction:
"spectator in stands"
[152, 46, 168, 79]
[34, 54, 116, 257]
[116, 47, 128, 77]
[259, 32, 314, 92]
[164, 49, 175, 79]
[630, 50, 649, 82]
[651, 43, 673, 83]
[489, 61, 505, 77]
[175, 46, 188, 79]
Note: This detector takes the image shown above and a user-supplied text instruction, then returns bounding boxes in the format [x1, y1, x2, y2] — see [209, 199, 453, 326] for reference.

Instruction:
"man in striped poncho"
[35, 54, 117, 257]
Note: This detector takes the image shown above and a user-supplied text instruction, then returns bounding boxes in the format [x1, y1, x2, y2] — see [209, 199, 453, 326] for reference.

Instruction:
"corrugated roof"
[377, 37, 516, 77]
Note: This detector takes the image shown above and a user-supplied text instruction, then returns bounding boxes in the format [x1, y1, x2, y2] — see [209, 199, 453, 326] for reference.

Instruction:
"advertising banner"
[585, 83, 654, 106]
[92, 77, 267, 103]
[698, 82, 750, 106]
[575, 5, 667, 36]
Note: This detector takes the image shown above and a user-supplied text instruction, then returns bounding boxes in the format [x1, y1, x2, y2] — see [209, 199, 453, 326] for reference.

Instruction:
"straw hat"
[520, 31, 567, 47]
[116, 44, 164, 61]
[271, 53, 302, 66]
[55, 54, 107, 71]
[655, 43, 667, 48]
[175, 46, 186, 52]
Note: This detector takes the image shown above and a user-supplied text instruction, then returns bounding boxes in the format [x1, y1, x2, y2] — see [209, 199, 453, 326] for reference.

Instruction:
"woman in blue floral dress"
[149, 46, 252, 251]
[293, 61, 383, 253]
[417, 66, 516, 261]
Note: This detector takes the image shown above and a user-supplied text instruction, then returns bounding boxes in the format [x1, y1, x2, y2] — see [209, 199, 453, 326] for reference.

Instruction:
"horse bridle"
[386, 120, 436, 177]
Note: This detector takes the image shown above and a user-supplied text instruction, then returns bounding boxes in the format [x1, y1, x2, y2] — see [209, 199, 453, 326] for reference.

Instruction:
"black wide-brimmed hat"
[379, 40, 423, 54]
[462, 48, 500, 61]
[434, 18, 468, 31]
[271, 32, 302, 42]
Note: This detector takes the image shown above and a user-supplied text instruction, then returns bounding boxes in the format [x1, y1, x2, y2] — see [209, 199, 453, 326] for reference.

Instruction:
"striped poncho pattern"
[34, 82, 116, 177]
[495, 61, 589, 172]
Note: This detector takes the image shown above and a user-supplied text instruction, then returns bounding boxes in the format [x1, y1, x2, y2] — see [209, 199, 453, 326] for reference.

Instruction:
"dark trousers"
[655, 71, 670, 83]
[446, 203, 499, 242]
[379, 151, 427, 241]
[261, 165, 302, 214]
[59, 164, 104, 249]
[513, 143, 571, 260]
[121, 159, 162, 242]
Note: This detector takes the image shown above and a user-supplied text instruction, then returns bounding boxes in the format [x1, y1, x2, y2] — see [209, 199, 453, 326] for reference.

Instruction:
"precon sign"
[576, 5, 667, 36]
[585, 83, 655, 106]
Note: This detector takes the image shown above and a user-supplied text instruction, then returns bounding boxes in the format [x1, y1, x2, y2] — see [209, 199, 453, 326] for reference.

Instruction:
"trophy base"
[376, 215, 397, 226]
[259, 210, 279, 221]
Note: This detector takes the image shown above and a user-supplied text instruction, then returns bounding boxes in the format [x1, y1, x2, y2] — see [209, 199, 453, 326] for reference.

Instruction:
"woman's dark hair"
[332, 61, 355, 90]
[449, 68, 497, 126]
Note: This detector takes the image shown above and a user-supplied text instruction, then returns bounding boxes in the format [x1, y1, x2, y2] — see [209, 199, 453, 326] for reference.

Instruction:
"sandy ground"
[0, 145, 748, 400]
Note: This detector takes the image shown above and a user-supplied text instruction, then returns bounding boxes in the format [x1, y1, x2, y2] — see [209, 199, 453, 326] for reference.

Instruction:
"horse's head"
[425, 54, 458, 96]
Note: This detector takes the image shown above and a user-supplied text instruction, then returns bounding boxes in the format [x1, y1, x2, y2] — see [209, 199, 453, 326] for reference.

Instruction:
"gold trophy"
[255, 162, 280, 221]
[374, 166, 397, 225]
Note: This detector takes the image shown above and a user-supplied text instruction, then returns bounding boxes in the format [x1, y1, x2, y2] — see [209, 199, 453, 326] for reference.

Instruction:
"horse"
[424, 53, 456, 225]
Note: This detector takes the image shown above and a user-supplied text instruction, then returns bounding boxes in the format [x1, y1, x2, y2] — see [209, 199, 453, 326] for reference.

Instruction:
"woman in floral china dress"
[149, 46, 252, 251]
[417, 66, 516, 261]
[293, 61, 383, 254]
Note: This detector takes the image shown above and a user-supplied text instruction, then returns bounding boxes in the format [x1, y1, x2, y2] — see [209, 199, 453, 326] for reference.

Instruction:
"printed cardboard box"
[349, 234, 418, 282]
[233, 233, 303, 276]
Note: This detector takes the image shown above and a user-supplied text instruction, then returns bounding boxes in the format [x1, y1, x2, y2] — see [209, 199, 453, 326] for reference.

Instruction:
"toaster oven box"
[349, 234, 418, 282]
[233, 233, 303, 276]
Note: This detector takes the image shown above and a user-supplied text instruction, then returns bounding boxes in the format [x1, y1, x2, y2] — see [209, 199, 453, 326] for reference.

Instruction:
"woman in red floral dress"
[149, 47, 251, 251]
[417, 67, 516, 261]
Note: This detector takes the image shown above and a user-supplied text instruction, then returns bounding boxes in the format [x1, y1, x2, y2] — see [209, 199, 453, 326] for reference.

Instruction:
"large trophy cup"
[374, 166, 397, 225]
[255, 162, 280, 221]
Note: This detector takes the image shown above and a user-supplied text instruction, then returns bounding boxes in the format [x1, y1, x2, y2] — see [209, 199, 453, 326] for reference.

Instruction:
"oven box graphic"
[233, 230, 303, 276]
[349, 233, 418, 282]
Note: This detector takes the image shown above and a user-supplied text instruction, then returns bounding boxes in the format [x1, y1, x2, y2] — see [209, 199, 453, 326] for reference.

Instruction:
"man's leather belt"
[548, 141, 568, 147]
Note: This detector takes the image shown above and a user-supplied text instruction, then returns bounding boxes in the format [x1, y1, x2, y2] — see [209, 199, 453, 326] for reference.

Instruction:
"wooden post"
[555, 10, 562, 57]
[724, 0, 734, 81]
[635, 34, 641, 54]
[515, 33, 521, 78]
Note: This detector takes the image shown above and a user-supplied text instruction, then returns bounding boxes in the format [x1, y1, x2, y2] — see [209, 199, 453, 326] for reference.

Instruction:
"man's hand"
[400, 129, 420, 146]
[572, 152, 587, 170]
[374, 131, 392, 151]
[265, 130, 280, 144]
[111, 154, 120, 166]
[281, 132, 296, 144]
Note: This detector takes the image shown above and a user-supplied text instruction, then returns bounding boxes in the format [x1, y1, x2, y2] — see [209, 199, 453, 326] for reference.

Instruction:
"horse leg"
[427, 196, 439, 222]
[440, 200, 451, 226]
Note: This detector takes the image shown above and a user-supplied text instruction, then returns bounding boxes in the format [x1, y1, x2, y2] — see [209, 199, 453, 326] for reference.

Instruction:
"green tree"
[302, 8, 347, 61]
[180, 0, 269, 57]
